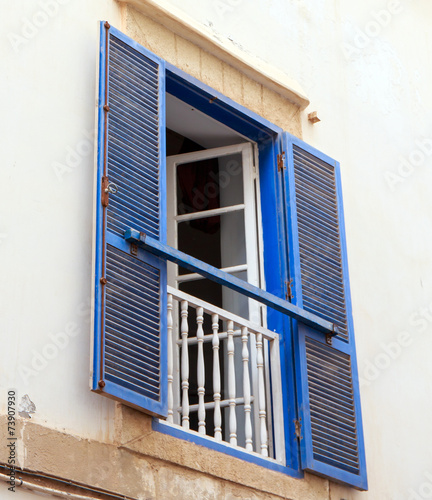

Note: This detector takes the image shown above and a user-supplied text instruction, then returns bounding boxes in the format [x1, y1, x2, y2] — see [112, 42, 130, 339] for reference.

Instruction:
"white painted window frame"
[166, 142, 279, 457]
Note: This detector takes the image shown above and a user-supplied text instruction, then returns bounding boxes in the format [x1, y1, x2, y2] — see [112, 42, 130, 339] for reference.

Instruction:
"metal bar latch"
[124, 228, 339, 337]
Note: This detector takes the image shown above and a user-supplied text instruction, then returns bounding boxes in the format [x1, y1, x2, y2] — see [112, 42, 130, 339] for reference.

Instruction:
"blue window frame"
[93, 21, 367, 490]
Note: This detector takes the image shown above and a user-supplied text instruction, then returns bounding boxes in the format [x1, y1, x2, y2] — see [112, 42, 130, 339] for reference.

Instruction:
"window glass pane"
[177, 211, 246, 272]
[179, 279, 223, 307]
[176, 153, 243, 215]
[222, 270, 249, 317]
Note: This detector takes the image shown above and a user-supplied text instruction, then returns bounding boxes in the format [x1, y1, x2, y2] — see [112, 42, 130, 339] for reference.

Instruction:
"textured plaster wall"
[0, 1, 307, 499]
[2, 0, 432, 499]
[0, 411, 330, 500]
[0, 0, 124, 443]
[137, 1, 432, 500]
[0, 0, 301, 445]
[125, 6, 302, 136]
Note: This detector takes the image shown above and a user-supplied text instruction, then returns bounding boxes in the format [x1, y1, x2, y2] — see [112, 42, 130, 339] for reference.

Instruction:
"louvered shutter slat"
[93, 23, 167, 417]
[284, 135, 367, 489]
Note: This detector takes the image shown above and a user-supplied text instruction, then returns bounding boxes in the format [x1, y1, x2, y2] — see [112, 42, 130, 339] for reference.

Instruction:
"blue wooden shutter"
[93, 22, 167, 417]
[283, 134, 367, 489]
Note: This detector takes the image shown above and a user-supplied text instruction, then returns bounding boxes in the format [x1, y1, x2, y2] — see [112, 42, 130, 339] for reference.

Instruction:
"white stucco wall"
[156, 1, 432, 498]
[0, 0, 123, 443]
[2, 1, 432, 499]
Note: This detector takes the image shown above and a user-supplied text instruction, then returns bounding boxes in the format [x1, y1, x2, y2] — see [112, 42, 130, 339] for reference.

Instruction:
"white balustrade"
[167, 293, 174, 423]
[227, 320, 237, 446]
[167, 285, 283, 463]
[212, 313, 222, 442]
[180, 300, 189, 429]
[242, 326, 253, 452]
[196, 307, 206, 435]
[256, 333, 268, 457]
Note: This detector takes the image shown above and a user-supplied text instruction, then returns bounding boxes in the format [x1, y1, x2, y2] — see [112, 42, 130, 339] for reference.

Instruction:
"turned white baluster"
[181, 300, 190, 429]
[212, 313, 222, 441]
[167, 293, 174, 423]
[196, 307, 206, 435]
[241, 326, 253, 451]
[227, 320, 237, 446]
[256, 333, 268, 456]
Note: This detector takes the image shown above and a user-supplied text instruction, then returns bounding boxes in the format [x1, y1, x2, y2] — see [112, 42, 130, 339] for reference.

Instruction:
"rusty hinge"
[285, 279, 293, 301]
[101, 176, 109, 207]
[277, 152, 286, 172]
[130, 243, 138, 256]
[101, 176, 119, 207]
[294, 419, 302, 440]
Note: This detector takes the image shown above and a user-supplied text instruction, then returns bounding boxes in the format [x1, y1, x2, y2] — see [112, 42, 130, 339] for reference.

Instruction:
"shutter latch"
[101, 176, 118, 207]
[285, 279, 293, 301]
[326, 325, 337, 345]
[277, 152, 286, 172]
[294, 419, 302, 440]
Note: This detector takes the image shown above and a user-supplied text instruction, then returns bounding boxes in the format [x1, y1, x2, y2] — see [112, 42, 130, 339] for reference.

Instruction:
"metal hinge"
[252, 158, 257, 177]
[101, 176, 119, 207]
[101, 176, 109, 207]
[294, 419, 302, 440]
[285, 279, 293, 301]
[277, 152, 286, 172]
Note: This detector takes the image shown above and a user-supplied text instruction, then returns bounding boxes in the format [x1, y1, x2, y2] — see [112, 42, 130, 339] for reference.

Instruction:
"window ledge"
[121, 0, 310, 109]
[115, 406, 330, 498]
[0, 412, 330, 499]
[153, 418, 296, 476]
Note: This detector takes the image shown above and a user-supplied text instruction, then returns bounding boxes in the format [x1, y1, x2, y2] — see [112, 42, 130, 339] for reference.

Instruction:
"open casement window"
[166, 143, 269, 451]
[92, 21, 367, 490]
[282, 134, 367, 490]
